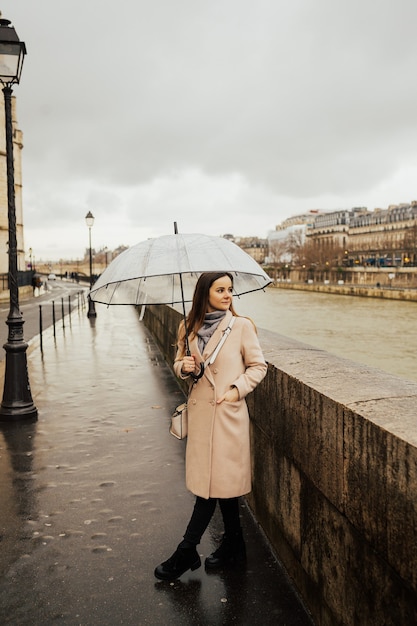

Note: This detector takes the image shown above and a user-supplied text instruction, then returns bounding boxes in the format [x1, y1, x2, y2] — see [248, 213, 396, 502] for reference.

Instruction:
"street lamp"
[85, 211, 97, 318]
[0, 16, 37, 421]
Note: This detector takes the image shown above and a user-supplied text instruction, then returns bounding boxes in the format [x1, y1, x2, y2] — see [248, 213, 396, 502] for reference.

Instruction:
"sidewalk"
[0, 305, 314, 625]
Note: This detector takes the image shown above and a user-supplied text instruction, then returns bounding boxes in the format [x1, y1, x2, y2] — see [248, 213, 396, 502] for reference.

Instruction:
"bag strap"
[205, 316, 236, 367]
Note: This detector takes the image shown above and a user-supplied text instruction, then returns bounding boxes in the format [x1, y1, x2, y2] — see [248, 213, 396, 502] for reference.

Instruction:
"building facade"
[346, 203, 417, 266]
[0, 94, 25, 274]
[236, 237, 268, 264]
[304, 202, 417, 267]
[267, 210, 326, 264]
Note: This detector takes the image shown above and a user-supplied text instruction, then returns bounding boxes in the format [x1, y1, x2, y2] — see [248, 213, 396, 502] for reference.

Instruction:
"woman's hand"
[181, 355, 197, 375]
[217, 386, 239, 404]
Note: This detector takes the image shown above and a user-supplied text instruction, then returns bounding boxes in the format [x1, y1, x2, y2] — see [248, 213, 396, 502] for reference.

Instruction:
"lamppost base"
[0, 401, 38, 422]
[87, 296, 97, 318]
[0, 340, 38, 422]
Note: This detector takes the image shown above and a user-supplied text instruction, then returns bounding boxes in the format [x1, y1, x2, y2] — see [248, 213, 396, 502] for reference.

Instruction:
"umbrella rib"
[106, 282, 120, 305]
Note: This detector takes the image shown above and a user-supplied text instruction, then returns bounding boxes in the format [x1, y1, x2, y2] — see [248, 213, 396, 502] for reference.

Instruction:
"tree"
[268, 238, 290, 280]
[286, 230, 305, 264]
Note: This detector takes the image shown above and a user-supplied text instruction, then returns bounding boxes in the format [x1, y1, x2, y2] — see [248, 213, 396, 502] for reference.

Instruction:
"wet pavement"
[0, 304, 314, 625]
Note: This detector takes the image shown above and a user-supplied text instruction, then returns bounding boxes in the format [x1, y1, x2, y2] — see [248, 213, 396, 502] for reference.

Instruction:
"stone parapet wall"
[0, 285, 33, 303]
[143, 304, 417, 626]
[280, 267, 417, 289]
[274, 281, 417, 301]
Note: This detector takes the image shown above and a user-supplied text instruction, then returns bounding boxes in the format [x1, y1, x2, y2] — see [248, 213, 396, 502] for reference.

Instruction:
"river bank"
[271, 281, 417, 302]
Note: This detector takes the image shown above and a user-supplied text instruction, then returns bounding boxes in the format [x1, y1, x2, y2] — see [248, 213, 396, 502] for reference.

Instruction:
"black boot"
[204, 531, 246, 569]
[154, 543, 201, 581]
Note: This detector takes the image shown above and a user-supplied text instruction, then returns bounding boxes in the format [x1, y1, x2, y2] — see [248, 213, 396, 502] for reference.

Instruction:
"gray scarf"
[197, 311, 226, 354]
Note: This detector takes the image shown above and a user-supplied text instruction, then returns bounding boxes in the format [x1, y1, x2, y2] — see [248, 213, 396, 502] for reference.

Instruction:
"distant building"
[347, 202, 417, 266]
[267, 210, 326, 264]
[302, 202, 417, 267]
[236, 237, 268, 264]
[275, 210, 323, 230]
[306, 207, 368, 251]
[0, 94, 25, 274]
[221, 234, 267, 264]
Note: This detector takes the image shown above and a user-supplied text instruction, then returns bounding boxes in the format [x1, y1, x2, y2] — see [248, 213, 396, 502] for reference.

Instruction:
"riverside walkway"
[0, 304, 313, 625]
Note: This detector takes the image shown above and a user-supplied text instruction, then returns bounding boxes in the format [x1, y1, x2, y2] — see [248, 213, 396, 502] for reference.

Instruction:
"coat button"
[210, 401, 215, 406]
[213, 368, 218, 374]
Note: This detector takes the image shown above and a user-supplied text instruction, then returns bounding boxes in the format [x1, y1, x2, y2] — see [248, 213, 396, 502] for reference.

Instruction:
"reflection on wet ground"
[0, 421, 37, 579]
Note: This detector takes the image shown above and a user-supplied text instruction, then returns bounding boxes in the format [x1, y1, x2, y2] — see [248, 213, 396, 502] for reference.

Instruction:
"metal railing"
[0, 270, 36, 290]
[38, 291, 86, 353]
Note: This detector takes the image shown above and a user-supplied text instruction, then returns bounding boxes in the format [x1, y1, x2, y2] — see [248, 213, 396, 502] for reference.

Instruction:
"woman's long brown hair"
[177, 272, 238, 356]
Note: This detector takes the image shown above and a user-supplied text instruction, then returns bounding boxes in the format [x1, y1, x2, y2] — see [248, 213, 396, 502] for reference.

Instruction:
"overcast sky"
[2, 0, 417, 262]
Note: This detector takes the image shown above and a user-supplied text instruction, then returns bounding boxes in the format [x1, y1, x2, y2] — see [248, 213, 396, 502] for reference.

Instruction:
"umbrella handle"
[189, 363, 205, 381]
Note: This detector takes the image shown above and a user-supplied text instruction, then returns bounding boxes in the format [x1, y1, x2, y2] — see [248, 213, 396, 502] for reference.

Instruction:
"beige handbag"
[169, 402, 188, 440]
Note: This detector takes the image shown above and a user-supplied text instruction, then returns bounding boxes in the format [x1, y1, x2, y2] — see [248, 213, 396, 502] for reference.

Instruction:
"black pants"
[182, 496, 241, 546]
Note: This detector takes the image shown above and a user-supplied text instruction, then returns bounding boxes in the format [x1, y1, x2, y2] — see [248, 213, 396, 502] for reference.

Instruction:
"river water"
[235, 287, 417, 383]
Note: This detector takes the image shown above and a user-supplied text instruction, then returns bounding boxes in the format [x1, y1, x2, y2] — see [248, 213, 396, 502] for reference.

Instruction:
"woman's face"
[207, 275, 233, 312]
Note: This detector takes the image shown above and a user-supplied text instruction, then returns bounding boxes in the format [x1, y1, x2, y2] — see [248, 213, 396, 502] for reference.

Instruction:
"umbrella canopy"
[90, 232, 271, 306]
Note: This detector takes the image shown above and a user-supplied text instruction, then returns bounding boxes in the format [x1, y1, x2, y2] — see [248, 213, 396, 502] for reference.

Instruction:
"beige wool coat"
[173, 310, 267, 500]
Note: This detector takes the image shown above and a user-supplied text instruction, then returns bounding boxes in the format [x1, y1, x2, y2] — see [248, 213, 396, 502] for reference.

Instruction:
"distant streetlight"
[0, 16, 37, 421]
[85, 211, 97, 318]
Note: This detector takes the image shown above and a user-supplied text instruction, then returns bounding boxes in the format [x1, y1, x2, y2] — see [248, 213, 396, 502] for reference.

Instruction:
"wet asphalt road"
[0, 303, 314, 625]
[0, 279, 86, 359]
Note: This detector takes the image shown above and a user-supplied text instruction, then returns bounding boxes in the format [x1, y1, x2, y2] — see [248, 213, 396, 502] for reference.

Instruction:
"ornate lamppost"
[0, 16, 37, 421]
[85, 211, 97, 318]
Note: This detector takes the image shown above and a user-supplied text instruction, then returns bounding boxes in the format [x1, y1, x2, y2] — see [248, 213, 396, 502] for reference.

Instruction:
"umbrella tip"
[174, 221, 178, 234]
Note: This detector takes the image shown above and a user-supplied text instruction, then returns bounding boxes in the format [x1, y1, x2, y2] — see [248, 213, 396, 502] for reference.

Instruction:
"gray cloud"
[2, 0, 417, 258]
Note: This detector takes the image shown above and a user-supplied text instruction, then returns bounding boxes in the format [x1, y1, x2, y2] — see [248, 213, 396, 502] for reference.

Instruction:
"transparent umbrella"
[90, 225, 271, 374]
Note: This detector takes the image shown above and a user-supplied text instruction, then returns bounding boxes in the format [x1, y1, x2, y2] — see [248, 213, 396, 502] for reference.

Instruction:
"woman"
[154, 271, 267, 581]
